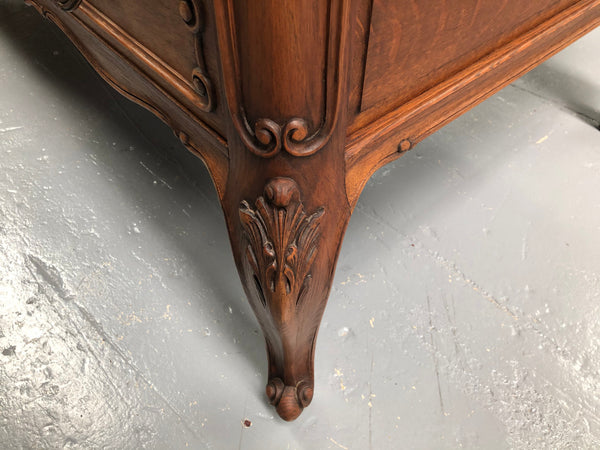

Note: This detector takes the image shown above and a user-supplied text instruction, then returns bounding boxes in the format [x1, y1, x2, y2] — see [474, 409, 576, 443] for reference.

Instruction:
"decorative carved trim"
[27, 0, 229, 200]
[214, 0, 351, 158]
[55, 0, 82, 11]
[266, 377, 313, 422]
[239, 178, 324, 314]
[179, 0, 214, 112]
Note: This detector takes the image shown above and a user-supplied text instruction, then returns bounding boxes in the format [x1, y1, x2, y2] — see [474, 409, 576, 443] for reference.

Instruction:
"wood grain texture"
[345, 0, 600, 206]
[239, 177, 324, 420]
[88, 0, 226, 135]
[25, 0, 600, 421]
[358, 0, 577, 121]
[25, 0, 229, 197]
[213, 0, 355, 420]
[212, 0, 351, 158]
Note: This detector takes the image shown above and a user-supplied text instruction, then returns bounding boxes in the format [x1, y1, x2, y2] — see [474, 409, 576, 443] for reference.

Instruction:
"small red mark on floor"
[242, 419, 252, 428]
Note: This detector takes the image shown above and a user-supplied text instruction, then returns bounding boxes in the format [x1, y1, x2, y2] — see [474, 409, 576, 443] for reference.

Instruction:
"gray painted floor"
[2, 2, 600, 448]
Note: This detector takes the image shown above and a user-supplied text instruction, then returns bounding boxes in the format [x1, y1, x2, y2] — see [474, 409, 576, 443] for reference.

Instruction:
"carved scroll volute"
[239, 178, 324, 420]
[213, 0, 351, 158]
[179, 0, 214, 112]
[54, 0, 82, 11]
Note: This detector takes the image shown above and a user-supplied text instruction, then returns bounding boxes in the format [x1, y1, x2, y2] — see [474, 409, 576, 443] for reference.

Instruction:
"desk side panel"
[355, 0, 577, 128]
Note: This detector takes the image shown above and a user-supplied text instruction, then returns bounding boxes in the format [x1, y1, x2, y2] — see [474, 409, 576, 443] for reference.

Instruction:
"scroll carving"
[179, 0, 214, 112]
[55, 0, 81, 11]
[214, 0, 351, 158]
[244, 117, 318, 159]
[239, 178, 324, 314]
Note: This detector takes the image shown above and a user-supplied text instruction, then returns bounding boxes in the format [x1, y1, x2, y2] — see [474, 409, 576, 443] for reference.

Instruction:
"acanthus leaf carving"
[239, 178, 324, 318]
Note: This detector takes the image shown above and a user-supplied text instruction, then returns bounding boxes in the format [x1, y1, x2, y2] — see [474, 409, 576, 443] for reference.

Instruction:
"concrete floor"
[2, 2, 600, 448]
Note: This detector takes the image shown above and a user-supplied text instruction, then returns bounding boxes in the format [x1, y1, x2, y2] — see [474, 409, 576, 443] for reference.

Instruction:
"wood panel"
[357, 0, 578, 127]
[89, 0, 195, 79]
[87, 0, 226, 136]
[231, 0, 328, 129]
[26, 0, 229, 197]
[345, 0, 600, 206]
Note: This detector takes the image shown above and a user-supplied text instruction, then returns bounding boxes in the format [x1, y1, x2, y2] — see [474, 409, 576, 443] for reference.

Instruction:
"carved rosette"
[239, 178, 324, 313]
[54, 0, 82, 11]
[179, 0, 214, 112]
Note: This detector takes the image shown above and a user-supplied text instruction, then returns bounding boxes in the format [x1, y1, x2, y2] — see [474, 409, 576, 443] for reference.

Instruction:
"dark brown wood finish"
[24, 0, 600, 420]
[360, 0, 578, 115]
[212, 0, 354, 420]
[346, 0, 600, 206]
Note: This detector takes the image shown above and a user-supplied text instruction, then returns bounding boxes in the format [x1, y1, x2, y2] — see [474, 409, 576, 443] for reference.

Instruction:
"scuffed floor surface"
[2, 2, 600, 448]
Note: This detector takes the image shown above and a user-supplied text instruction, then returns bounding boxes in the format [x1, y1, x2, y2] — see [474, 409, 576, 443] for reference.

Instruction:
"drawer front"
[86, 0, 225, 136]
[359, 0, 577, 115]
[88, 1, 195, 82]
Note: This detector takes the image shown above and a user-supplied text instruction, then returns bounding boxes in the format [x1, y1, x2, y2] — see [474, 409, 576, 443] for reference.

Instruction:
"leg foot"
[266, 378, 312, 421]
[224, 175, 350, 420]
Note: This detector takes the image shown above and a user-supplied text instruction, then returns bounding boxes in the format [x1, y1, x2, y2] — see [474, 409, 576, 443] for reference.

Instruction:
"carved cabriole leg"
[212, 0, 353, 420]
[220, 132, 351, 421]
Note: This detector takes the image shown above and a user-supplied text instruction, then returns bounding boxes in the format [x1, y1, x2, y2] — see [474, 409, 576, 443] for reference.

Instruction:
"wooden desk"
[26, 0, 600, 420]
